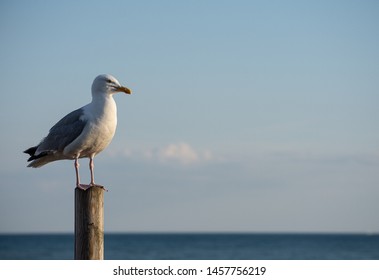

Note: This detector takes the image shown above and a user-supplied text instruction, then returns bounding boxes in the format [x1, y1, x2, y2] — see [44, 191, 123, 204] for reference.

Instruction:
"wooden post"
[75, 187, 104, 260]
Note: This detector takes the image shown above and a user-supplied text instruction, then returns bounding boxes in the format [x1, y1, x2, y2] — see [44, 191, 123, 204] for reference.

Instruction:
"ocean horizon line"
[1, 231, 378, 236]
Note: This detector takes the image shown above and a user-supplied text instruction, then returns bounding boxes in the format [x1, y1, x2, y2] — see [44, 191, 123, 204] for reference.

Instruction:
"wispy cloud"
[158, 143, 201, 164]
[107, 142, 214, 165]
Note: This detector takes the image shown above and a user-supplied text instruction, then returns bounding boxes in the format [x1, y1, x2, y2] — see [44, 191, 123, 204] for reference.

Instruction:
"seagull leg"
[75, 158, 81, 186]
[89, 156, 96, 186]
[89, 156, 107, 191]
[75, 157, 91, 191]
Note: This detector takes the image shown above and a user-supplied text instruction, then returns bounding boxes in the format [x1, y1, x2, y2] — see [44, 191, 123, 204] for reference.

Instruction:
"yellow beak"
[118, 86, 132, 94]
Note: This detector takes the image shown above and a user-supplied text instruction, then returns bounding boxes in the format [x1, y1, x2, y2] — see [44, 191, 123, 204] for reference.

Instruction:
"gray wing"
[37, 108, 87, 152]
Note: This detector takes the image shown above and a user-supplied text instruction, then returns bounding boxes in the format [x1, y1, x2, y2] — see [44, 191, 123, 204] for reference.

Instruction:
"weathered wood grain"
[74, 187, 104, 260]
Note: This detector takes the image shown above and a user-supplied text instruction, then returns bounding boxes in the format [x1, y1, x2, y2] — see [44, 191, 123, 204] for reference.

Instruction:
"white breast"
[64, 96, 117, 158]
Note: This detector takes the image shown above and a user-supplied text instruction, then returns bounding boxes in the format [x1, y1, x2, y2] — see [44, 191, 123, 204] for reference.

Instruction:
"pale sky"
[0, 0, 378, 233]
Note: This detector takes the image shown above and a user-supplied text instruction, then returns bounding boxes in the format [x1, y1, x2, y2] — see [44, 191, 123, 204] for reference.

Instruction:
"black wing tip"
[24, 146, 51, 162]
[27, 151, 50, 162]
[27, 156, 36, 162]
[24, 146, 37, 157]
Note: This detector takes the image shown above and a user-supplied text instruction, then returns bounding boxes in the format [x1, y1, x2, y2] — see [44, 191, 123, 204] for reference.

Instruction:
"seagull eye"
[106, 79, 112, 83]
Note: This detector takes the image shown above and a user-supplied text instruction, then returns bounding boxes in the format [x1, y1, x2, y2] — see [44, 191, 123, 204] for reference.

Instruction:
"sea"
[0, 233, 378, 260]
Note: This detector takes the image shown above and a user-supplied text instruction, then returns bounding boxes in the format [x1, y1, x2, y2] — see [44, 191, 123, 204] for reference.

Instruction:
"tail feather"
[27, 155, 57, 168]
[24, 146, 55, 167]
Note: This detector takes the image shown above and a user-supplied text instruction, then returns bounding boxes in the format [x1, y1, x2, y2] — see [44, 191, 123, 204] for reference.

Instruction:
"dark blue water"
[0, 233, 378, 260]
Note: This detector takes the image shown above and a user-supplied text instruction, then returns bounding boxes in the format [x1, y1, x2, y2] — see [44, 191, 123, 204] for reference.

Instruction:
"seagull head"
[91, 74, 132, 96]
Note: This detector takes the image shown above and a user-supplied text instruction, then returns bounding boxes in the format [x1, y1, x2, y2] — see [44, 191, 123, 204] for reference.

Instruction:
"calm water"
[0, 233, 378, 260]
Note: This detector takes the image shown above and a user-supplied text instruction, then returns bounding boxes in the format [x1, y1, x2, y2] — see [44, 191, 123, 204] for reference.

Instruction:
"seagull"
[24, 74, 132, 190]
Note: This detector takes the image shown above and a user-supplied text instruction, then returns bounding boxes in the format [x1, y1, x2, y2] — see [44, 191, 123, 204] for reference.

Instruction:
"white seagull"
[24, 74, 132, 190]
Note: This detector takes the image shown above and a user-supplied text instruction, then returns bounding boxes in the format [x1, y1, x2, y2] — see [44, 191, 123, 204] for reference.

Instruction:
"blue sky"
[0, 0, 378, 233]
